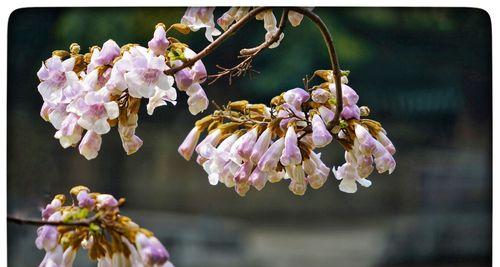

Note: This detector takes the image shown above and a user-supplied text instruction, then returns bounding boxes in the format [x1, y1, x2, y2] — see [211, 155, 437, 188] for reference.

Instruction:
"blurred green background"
[7, 7, 491, 267]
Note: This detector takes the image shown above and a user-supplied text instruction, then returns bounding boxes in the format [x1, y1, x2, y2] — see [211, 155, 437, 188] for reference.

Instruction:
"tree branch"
[165, 7, 274, 76]
[208, 9, 290, 85]
[7, 214, 99, 227]
[166, 7, 343, 128]
[288, 7, 344, 127]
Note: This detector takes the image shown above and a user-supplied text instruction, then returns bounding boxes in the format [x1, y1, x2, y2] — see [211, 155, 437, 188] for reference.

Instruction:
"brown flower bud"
[360, 106, 370, 117]
[52, 50, 70, 59]
[69, 43, 80, 54]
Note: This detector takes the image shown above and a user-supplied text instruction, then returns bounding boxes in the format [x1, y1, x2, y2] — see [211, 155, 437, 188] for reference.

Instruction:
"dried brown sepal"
[52, 50, 70, 59]
[72, 55, 87, 74]
[314, 70, 334, 82]
[271, 95, 284, 106]
[218, 122, 241, 134]
[69, 43, 81, 55]
[195, 115, 215, 130]
[298, 141, 312, 160]
[168, 23, 191, 34]
[359, 119, 383, 137]
[70, 186, 90, 196]
[268, 118, 284, 137]
[207, 121, 221, 132]
[228, 100, 249, 112]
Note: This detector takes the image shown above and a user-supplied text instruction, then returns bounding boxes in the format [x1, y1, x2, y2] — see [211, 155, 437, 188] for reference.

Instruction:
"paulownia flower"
[181, 7, 221, 42]
[37, 23, 209, 159]
[35, 186, 174, 267]
[179, 73, 396, 195]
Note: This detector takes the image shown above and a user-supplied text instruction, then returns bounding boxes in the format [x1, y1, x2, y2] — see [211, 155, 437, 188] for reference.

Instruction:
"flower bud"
[96, 194, 119, 208]
[311, 89, 331, 103]
[135, 232, 170, 266]
[148, 24, 170, 56]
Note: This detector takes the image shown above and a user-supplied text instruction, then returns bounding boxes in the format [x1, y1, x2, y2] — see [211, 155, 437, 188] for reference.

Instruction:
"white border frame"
[1, 2, 496, 266]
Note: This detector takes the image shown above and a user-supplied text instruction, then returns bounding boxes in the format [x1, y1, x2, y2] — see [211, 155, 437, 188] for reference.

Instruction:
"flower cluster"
[37, 23, 209, 160]
[181, 7, 313, 47]
[36, 186, 173, 267]
[178, 70, 396, 196]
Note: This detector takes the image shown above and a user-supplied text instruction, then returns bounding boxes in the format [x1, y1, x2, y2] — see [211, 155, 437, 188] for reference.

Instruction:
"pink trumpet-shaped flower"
[186, 83, 209, 115]
[376, 131, 396, 155]
[250, 128, 272, 164]
[258, 138, 285, 172]
[280, 127, 302, 166]
[54, 113, 83, 148]
[174, 68, 194, 91]
[135, 232, 170, 267]
[37, 56, 76, 105]
[286, 165, 307, 196]
[178, 126, 202, 160]
[234, 161, 253, 183]
[195, 129, 222, 158]
[372, 142, 396, 174]
[355, 124, 377, 155]
[36, 226, 59, 251]
[318, 106, 334, 124]
[333, 162, 372, 193]
[217, 7, 239, 30]
[287, 8, 314, 27]
[311, 114, 333, 148]
[78, 130, 102, 160]
[123, 47, 171, 98]
[148, 25, 170, 56]
[234, 128, 258, 160]
[181, 7, 221, 42]
[90, 40, 120, 70]
[283, 88, 310, 108]
[249, 167, 267, 191]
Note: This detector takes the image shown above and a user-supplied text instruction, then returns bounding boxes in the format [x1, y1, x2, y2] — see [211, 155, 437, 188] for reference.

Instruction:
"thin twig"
[208, 9, 290, 85]
[239, 9, 289, 56]
[7, 214, 99, 227]
[165, 7, 274, 76]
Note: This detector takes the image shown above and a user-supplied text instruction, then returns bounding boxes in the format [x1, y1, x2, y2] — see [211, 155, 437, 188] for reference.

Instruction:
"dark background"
[7, 7, 492, 267]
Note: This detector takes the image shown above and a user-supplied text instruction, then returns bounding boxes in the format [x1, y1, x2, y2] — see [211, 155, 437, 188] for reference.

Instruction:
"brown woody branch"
[7, 214, 99, 227]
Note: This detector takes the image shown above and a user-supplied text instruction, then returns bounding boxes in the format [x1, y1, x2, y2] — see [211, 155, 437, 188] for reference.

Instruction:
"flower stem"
[7, 214, 98, 227]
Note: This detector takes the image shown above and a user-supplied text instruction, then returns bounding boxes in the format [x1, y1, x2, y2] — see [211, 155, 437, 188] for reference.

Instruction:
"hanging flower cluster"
[36, 186, 173, 267]
[181, 7, 313, 46]
[178, 70, 396, 196]
[37, 23, 209, 160]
